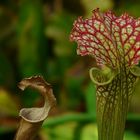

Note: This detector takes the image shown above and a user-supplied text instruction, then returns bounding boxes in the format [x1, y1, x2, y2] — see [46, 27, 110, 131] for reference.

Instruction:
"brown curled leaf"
[14, 76, 56, 140]
[18, 75, 56, 123]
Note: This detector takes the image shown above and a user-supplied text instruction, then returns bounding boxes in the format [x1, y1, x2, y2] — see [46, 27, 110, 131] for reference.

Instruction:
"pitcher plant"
[70, 8, 140, 140]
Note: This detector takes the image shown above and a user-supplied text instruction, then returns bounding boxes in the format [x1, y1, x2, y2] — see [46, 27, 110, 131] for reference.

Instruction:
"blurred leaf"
[45, 12, 76, 57]
[17, 0, 46, 106]
[0, 89, 18, 116]
[63, 61, 86, 110]
[114, 2, 140, 17]
[81, 123, 98, 140]
[43, 122, 78, 140]
[17, 0, 45, 77]
[124, 131, 140, 140]
[0, 53, 14, 87]
[81, 0, 114, 17]
[85, 82, 96, 115]
[43, 113, 94, 127]
[0, 6, 16, 42]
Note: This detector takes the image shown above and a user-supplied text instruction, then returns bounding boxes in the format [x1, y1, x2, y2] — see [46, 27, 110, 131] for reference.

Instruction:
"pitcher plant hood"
[70, 8, 140, 68]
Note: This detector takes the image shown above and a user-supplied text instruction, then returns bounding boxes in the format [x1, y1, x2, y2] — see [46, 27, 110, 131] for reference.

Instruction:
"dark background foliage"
[0, 0, 140, 139]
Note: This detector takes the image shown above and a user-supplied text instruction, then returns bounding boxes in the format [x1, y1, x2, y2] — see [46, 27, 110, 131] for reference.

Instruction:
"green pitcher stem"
[96, 70, 136, 140]
[89, 66, 138, 140]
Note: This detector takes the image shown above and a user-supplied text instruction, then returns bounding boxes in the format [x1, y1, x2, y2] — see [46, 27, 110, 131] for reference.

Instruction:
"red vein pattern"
[70, 8, 140, 67]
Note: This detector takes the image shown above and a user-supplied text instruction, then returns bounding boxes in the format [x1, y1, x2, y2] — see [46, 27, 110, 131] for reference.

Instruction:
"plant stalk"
[96, 70, 136, 140]
[14, 119, 43, 140]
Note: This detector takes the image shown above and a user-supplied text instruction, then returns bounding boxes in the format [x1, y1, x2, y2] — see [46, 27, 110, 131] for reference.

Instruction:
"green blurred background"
[0, 0, 140, 139]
